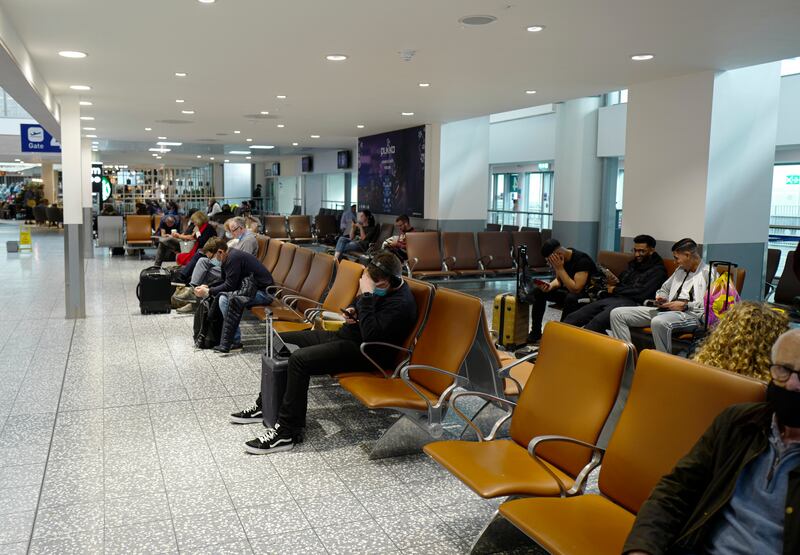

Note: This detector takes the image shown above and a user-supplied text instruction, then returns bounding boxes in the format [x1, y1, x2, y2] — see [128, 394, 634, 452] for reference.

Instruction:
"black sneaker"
[244, 424, 295, 454]
[230, 402, 263, 424]
[231, 343, 244, 351]
[213, 343, 243, 354]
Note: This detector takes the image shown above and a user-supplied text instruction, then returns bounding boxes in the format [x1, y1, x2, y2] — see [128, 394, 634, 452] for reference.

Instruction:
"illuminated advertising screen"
[357, 125, 425, 217]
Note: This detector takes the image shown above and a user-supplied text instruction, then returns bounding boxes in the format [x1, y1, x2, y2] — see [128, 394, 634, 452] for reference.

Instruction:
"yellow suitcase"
[492, 293, 530, 349]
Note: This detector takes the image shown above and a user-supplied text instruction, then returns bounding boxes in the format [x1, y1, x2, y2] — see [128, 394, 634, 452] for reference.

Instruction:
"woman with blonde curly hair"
[692, 301, 789, 380]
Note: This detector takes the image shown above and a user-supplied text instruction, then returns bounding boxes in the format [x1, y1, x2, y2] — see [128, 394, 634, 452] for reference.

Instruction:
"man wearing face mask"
[624, 328, 800, 555]
[173, 218, 259, 310]
[194, 238, 274, 351]
[233, 251, 417, 454]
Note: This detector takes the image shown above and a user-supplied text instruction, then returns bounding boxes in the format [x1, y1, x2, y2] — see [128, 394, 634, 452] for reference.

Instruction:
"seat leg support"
[368, 414, 435, 460]
[470, 511, 543, 554]
[457, 401, 510, 442]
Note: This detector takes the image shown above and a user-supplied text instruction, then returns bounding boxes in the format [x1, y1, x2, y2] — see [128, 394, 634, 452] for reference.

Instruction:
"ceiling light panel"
[59, 50, 87, 58]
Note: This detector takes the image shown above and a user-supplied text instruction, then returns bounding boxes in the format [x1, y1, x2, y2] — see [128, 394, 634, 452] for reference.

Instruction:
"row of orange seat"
[405, 229, 554, 279]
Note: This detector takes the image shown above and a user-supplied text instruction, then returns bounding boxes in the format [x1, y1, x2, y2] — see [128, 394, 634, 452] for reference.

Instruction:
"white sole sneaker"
[230, 415, 263, 425]
[244, 439, 294, 455]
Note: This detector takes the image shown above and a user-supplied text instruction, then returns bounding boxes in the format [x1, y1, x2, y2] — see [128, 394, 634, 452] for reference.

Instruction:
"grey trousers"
[190, 257, 222, 287]
[609, 306, 701, 353]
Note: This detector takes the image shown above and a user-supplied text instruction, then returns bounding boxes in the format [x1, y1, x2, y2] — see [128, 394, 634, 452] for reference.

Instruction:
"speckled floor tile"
[104, 519, 178, 555]
[172, 510, 248, 551]
[315, 518, 398, 555]
[249, 529, 327, 555]
[237, 499, 310, 539]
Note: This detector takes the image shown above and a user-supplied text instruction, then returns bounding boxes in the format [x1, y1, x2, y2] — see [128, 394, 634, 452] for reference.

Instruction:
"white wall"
[704, 62, 781, 245]
[436, 116, 490, 221]
[222, 163, 251, 201]
[303, 174, 324, 216]
[622, 71, 716, 242]
[489, 113, 556, 164]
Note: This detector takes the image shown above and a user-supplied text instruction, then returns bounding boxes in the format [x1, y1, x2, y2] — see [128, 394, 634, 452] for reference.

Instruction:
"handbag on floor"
[193, 295, 223, 349]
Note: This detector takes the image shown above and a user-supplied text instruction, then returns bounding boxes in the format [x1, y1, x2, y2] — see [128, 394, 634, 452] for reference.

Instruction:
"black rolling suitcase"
[260, 314, 298, 428]
[137, 266, 173, 314]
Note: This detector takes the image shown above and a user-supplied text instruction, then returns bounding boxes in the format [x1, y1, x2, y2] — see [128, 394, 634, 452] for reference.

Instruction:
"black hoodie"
[611, 252, 668, 304]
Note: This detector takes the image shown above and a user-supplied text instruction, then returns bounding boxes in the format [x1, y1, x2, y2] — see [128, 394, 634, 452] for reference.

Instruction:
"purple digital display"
[357, 125, 425, 217]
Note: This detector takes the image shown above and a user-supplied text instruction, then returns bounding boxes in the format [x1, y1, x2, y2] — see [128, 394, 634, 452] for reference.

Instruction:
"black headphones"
[368, 257, 403, 288]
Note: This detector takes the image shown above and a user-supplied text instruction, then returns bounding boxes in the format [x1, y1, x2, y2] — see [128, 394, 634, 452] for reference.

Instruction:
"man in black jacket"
[194, 237, 274, 352]
[624, 329, 800, 555]
[231, 251, 417, 454]
[562, 234, 666, 334]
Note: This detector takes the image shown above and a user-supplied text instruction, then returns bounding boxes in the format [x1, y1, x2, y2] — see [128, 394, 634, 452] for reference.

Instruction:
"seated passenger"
[609, 238, 711, 353]
[100, 203, 118, 216]
[157, 214, 180, 237]
[194, 238, 275, 353]
[383, 214, 415, 261]
[624, 329, 800, 555]
[333, 209, 379, 261]
[524, 238, 597, 345]
[232, 251, 417, 454]
[173, 217, 259, 309]
[692, 301, 789, 381]
[562, 234, 666, 334]
[154, 210, 213, 268]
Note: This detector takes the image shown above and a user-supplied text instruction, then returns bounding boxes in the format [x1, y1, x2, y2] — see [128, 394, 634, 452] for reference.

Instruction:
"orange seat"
[596, 251, 634, 279]
[405, 232, 456, 279]
[425, 322, 632, 500]
[268, 253, 336, 320]
[512, 231, 549, 272]
[270, 242, 297, 285]
[288, 215, 314, 243]
[496, 349, 766, 554]
[261, 238, 283, 273]
[125, 215, 153, 246]
[272, 247, 313, 295]
[477, 232, 516, 275]
[442, 232, 488, 276]
[254, 234, 269, 262]
[264, 215, 289, 240]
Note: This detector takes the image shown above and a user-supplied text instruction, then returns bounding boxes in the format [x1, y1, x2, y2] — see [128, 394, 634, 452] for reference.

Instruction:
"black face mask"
[766, 381, 800, 428]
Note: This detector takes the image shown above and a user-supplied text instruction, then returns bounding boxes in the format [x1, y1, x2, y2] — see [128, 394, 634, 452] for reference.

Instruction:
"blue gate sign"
[20, 124, 61, 153]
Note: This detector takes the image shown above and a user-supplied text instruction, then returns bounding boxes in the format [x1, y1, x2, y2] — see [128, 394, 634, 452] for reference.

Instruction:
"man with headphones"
[233, 250, 418, 454]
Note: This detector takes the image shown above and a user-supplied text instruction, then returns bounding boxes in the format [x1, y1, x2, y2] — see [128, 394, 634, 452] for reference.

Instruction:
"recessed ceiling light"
[246, 156, 252, 160]
[79, 116, 94, 121]
[459, 15, 497, 26]
[175, 99, 185, 103]
[276, 95, 287, 100]
[249, 145, 274, 149]
[91, 148, 98, 152]
[82, 127, 95, 131]
[260, 111, 269, 115]
[246, 138, 253, 142]
[198, 0, 215, 3]
[356, 124, 365, 129]
[181, 110, 195, 115]
[631, 53, 654, 61]
[310, 134, 320, 138]
[174, 72, 187, 77]
[224, 159, 230, 163]
[401, 112, 414, 116]
[79, 101, 92, 106]
[158, 136, 167, 140]
[70, 85, 91, 91]
[91, 141, 99, 145]
[292, 142, 299, 146]
[149, 148, 171, 152]
[196, 155, 202, 159]
[157, 141, 182, 146]
[229, 150, 251, 154]
[326, 54, 348, 61]
[418, 83, 430, 88]
[276, 124, 285, 128]
[59, 50, 87, 58]
[85, 134, 97, 138]
[210, 157, 215, 160]
[152, 153, 159, 157]
[526, 25, 545, 32]
[525, 90, 537, 95]
[233, 130, 240, 134]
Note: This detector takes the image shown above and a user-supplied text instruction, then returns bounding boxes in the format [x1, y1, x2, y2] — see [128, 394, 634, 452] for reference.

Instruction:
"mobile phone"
[341, 307, 357, 321]
[533, 278, 549, 288]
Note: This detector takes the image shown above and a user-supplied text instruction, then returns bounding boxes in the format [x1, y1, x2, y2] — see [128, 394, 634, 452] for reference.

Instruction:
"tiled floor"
[0, 221, 550, 554]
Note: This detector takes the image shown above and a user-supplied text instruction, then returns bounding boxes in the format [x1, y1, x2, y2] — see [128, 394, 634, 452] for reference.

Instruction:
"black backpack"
[193, 295, 223, 349]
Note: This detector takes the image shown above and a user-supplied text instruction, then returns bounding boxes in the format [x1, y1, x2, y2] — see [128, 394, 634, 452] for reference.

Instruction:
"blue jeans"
[335, 235, 361, 255]
[218, 289, 271, 344]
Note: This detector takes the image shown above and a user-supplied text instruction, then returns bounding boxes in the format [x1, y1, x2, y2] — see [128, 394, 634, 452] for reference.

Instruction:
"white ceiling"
[2, 0, 800, 163]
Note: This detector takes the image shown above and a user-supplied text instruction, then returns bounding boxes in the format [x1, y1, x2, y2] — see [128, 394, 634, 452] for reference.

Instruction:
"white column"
[81, 138, 94, 258]
[553, 97, 603, 254]
[41, 161, 55, 204]
[59, 96, 85, 318]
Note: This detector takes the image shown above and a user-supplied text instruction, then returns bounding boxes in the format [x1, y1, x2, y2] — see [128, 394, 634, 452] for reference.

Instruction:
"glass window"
[769, 164, 800, 280]
[488, 170, 553, 228]
[323, 173, 345, 209]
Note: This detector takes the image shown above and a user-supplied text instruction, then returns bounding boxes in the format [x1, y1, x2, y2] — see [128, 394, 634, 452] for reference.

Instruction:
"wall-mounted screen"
[357, 125, 425, 217]
[271, 162, 281, 176]
[337, 150, 352, 169]
[301, 156, 313, 173]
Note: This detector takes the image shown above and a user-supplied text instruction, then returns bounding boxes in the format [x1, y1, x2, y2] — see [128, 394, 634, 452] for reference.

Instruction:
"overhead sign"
[20, 124, 61, 153]
[91, 163, 103, 193]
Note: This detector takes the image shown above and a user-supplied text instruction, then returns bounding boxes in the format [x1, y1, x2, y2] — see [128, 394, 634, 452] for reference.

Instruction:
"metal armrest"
[478, 255, 494, 264]
[399, 364, 470, 410]
[359, 342, 412, 379]
[498, 349, 538, 377]
[449, 390, 518, 442]
[282, 294, 322, 310]
[267, 285, 300, 297]
[408, 257, 419, 272]
[444, 255, 457, 266]
[527, 435, 606, 497]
